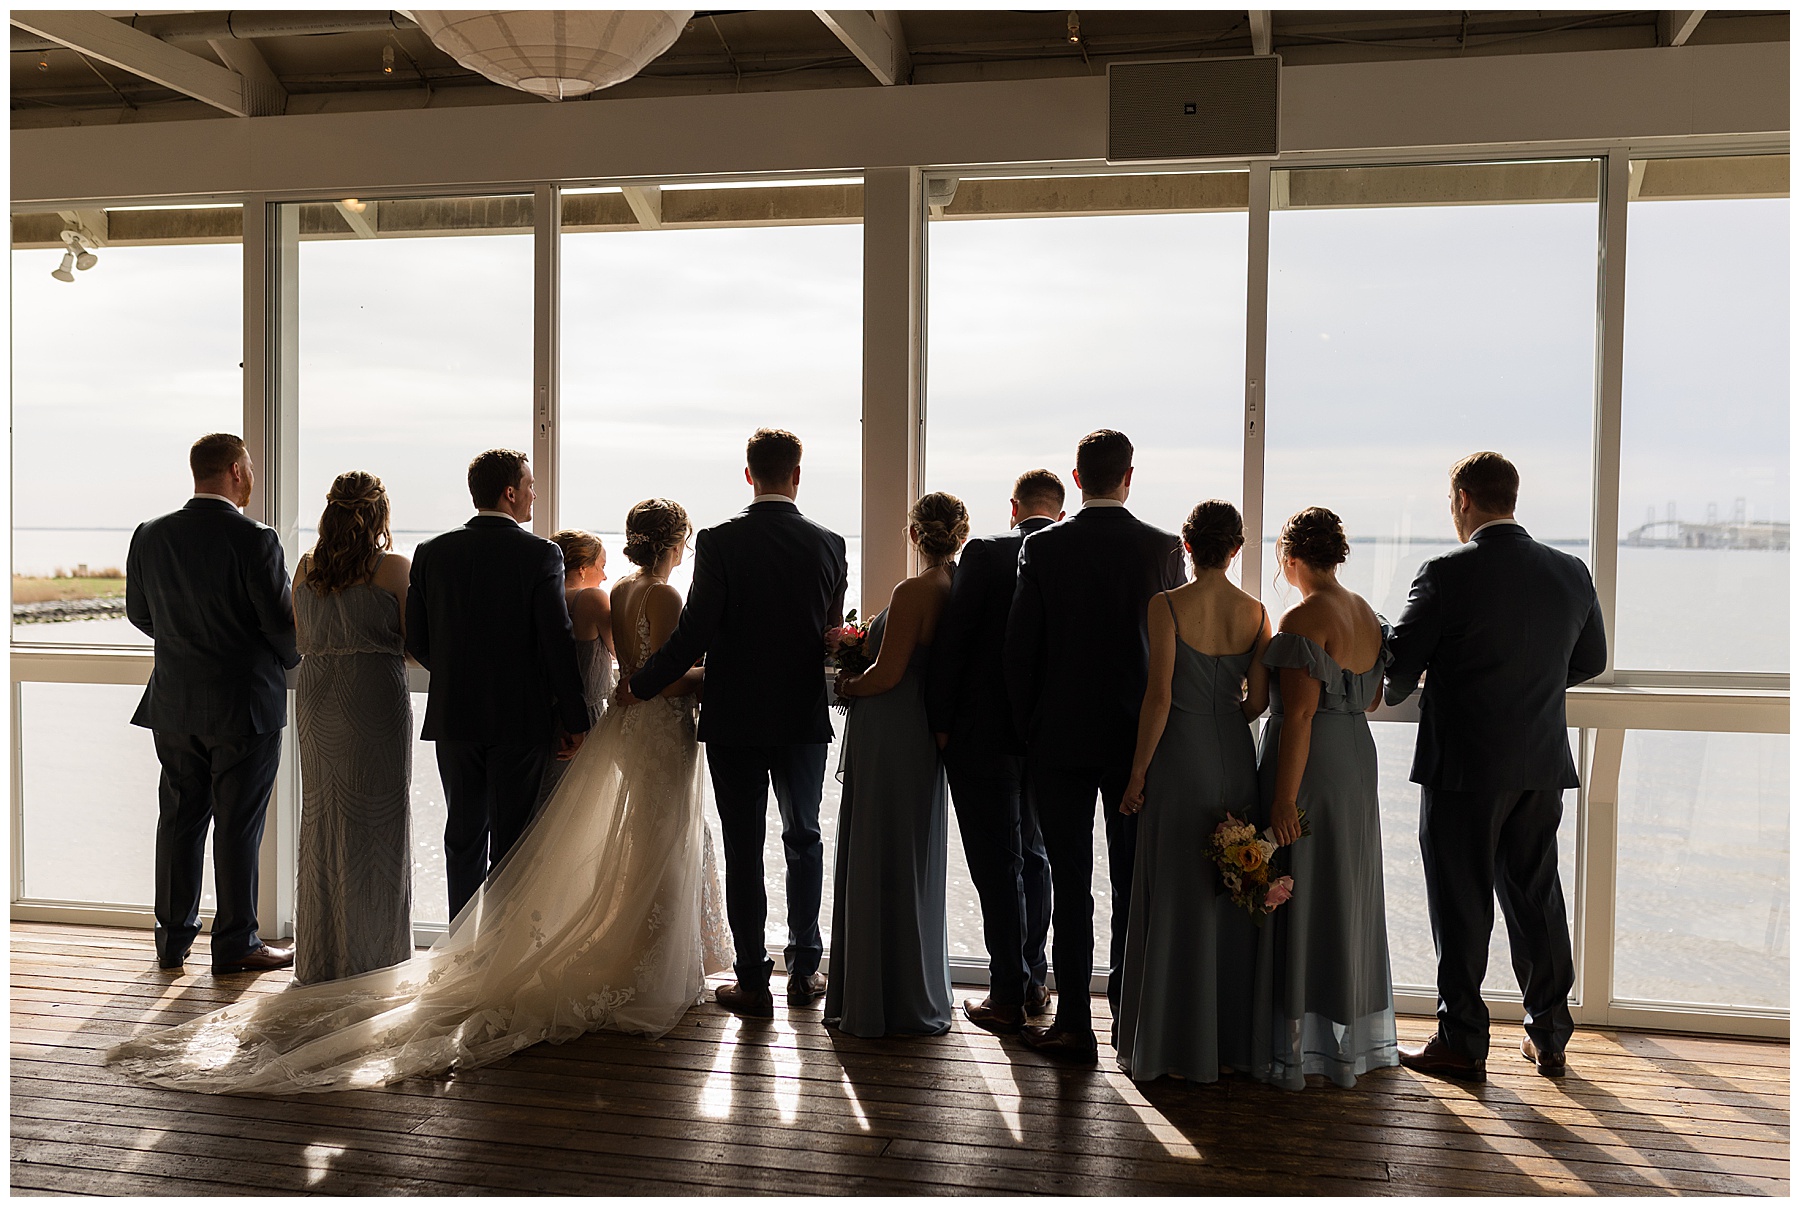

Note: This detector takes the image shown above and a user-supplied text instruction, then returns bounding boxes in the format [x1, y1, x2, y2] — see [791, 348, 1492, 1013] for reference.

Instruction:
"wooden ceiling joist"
[813, 11, 910, 85]
[10, 10, 252, 117]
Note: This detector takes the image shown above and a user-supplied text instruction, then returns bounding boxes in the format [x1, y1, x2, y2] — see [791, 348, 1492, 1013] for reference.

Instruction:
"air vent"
[1107, 56, 1281, 164]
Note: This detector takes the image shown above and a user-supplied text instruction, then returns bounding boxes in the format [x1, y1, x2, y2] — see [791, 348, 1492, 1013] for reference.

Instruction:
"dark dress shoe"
[963, 997, 1025, 1036]
[787, 972, 827, 1004]
[1398, 1033, 1486, 1082]
[212, 943, 295, 974]
[715, 981, 775, 1018]
[158, 949, 190, 970]
[1024, 984, 1053, 1018]
[1522, 1037, 1567, 1078]
[1021, 1024, 1099, 1065]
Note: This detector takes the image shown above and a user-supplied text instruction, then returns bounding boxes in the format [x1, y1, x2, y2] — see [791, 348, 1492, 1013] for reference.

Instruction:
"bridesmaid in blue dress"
[1252, 506, 1400, 1089]
[1116, 500, 1271, 1082]
[825, 492, 969, 1038]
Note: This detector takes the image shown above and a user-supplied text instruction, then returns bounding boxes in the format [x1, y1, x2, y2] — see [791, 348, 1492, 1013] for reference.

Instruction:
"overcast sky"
[12, 191, 1787, 557]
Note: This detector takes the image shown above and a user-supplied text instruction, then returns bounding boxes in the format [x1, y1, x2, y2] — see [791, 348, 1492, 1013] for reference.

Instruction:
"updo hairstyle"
[307, 471, 392, 594]
[1278, 506, 1350, 571]
[552, 529, 605, 578]
[623, 499, 690, 569]
[1181, 500, 1244, 570]
[909, 492, 970, 562]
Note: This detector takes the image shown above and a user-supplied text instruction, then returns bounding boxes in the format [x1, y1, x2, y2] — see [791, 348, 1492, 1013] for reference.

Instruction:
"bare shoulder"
[644, 581, 684, 616]
[1277, 595, 1330, 640]
[571, 585, 610, 620]
[373, 552, 410, 587]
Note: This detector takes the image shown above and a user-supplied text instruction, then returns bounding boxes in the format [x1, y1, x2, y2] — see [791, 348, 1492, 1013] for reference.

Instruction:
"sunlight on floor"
[839, 1071, 872, 1131]
[698, 1016, 737, 1119]
[300, 1142, 347, 1187]
[767, 1019, 801, 1124]
[1112, 1077, 1204, 1161]
[955, 1031, 1026, 1143]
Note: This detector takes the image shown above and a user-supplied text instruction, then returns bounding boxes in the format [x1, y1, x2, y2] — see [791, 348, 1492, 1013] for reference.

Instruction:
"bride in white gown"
[107, 498, 730, 1093]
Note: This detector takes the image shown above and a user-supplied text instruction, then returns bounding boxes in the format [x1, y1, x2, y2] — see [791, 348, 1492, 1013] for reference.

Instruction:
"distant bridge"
[1623, 519, 1789, 550]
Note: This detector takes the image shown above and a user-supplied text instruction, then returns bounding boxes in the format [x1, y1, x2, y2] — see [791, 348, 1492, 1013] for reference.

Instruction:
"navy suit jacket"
[406, 516, 590, 745]
[925, 516, 1054, 755]
[631, 499, 849, 747]
[1003, 505, 1186, 768]
[126, 498, 300, 736]
[1386, 523, 1607, 792]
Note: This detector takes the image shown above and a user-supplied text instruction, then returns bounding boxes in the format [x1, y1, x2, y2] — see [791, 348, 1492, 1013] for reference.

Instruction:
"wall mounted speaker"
[1107, 56, 1281, 164]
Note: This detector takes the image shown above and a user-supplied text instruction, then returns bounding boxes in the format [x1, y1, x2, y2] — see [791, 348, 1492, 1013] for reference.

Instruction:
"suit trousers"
[437, 740, 553, 922]
[1026, 759, 1138, 1031]
[707, 742, 829, 989]
[151, 729, 283, 966]
[943, 744, 1051, 1006]
[1419, 786, 1576, 1061]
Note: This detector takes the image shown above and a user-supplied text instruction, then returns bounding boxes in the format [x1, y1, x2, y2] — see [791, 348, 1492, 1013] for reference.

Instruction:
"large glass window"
[293, 195, 535, 559]
[11, 208, 243, 647]
[924, 170, 1249, 966]
[1616, 155, 1789, 674]
[1614, 729, 1788, 1010]
[18, 681, 216, 908]
[1264, 161, 1600, 625]
[560, 179, 864, 950]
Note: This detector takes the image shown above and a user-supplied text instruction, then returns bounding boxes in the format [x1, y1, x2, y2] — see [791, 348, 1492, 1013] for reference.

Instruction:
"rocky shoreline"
[12, 598, 128, 624]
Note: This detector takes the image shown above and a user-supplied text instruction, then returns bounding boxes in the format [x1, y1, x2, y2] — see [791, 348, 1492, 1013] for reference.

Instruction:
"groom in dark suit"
[1387, 451, 1606, 1081]
[629, 428, 849, 1018]
[407, 449, 591, 920]
[927, 469, 1064, 1034]
[127, 433, 300, 972]
[1004, 430, 1186, 1062]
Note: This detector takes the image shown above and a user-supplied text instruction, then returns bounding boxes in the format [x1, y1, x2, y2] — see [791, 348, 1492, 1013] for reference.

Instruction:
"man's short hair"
[746, 427, 803, 484]
[468, 448, 530, 510]
[1012, 468, 1065, 514]
[1451, 451, 1520, 514]
[1075, 429, 1134, 495]
[190, 433, 246, 480]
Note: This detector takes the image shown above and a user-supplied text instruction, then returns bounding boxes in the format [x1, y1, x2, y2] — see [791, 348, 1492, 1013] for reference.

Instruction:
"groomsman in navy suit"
[629, 428, 850, 1018]
[927, 469, 1065, 1034]
[127, 433, 300, 972]
[407, 449, 592, 920]
[1004, 431, 1186, 1063]
[1386, 451, 1606, 1081]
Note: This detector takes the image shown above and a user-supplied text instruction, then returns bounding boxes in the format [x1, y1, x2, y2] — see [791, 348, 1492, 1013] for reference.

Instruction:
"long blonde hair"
[306, 471, 392, 593]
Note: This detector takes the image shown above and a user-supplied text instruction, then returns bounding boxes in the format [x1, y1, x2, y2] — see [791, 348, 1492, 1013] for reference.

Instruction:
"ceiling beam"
[1657, 10, 1705, 46]
[1249, 11, 1273, 55]
[207, 36, 287, 117]
[333, 201, 376, 238]
[11, 10, 250, 117]
[621, 185, 663, 230]
[813, 11, 909, 86]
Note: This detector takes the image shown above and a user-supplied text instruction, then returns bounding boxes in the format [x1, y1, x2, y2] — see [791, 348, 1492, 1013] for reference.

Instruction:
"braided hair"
[623, 499, 690, 569]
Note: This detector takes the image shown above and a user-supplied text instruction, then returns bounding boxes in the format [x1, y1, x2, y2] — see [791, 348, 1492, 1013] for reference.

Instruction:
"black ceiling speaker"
[1106, 56, 1282, 164]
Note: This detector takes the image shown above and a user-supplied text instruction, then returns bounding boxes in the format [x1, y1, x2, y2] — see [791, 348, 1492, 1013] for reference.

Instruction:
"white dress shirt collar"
[751, 493, 797, 506]
[475, 509, 520, 525]
[192, 493, 241, 509]
[1470, 517, 1522, 539]
[1081, 498, 1126, 509]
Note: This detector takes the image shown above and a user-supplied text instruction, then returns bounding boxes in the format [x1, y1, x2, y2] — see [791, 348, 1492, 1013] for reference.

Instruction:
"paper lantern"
[407, 10, 693, 100]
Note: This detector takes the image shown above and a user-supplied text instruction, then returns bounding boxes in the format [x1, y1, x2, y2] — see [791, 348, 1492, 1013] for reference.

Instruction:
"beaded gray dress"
[293, 577, 413, 985]
[1114, 596, 1263, 1082]
[1249, 624, 1400, 1089]
[823, 608, 954, 1037]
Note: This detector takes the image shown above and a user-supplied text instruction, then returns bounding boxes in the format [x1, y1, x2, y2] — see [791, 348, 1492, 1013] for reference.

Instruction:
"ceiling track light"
[1067, 11, 1081, 44]
[341, 198, 368, 214]
[51, 251, 74, 283]
[382, 44, 395, 75]
[58, 229, 99, 274]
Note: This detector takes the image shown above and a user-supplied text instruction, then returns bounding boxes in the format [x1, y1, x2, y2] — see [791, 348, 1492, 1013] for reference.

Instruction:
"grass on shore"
[12, 575, 127, 604]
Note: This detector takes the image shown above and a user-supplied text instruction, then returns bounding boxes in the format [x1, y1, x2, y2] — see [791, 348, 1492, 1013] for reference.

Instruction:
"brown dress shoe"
[1522, 1037, 1567, 1078]
[212, 943, 295, 974]
[787, 972, 827, 1005]
[1024, 983, 1053, 1018]
[1398, 1033, 1486, 1083]
[715, 981, 775, 1018]
[963, 997, 1025, 1035]
[1021, 1024, 1099, 1065]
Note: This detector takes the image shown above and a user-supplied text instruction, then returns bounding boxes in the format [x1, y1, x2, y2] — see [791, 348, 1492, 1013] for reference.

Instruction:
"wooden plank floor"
[10, 922, 1790, 1197]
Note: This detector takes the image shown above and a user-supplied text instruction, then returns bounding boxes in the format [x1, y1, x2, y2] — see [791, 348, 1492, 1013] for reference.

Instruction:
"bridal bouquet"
[1210, 813, 1308, 919]
[825, 610, 872, 713]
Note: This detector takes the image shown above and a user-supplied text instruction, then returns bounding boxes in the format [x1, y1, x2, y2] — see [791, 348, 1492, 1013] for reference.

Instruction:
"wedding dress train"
[107, 612, 730, 1094]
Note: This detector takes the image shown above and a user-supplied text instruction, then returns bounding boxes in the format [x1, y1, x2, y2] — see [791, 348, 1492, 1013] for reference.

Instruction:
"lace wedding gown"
[107, 606, 731, 1094]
